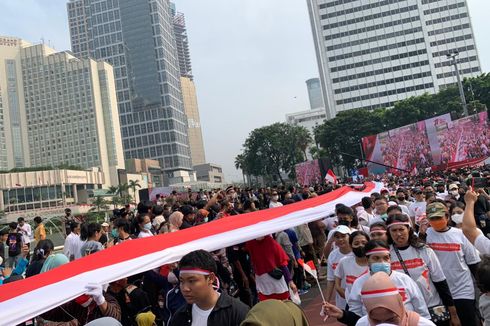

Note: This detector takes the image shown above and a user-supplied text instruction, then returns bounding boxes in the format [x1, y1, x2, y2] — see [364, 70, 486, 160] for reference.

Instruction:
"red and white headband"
[369, 227, 386, 233]
[365, 247, 390, 256]
[179, 268, 213, 276]
[361, 287, 399, 299]
[386, 221, 410, 229]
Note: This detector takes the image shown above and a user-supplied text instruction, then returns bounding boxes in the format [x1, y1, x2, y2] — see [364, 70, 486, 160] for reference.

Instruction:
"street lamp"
[446, 51, 468, 117]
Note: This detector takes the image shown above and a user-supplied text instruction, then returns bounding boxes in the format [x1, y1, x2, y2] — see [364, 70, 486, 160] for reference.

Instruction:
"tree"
[234, 153, 248, 185]
[128, 180, 141, 201]
[313, 73, 490, 170]
[236, 123, 311, 184]
[90, 197, 109, 213]
[107, 186, 120, 208]
[117, 183, 129, 197]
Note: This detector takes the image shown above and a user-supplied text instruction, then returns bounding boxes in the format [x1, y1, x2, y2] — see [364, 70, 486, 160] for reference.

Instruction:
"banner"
[0, 182, 383, 326]
[362, 112, 489, 174]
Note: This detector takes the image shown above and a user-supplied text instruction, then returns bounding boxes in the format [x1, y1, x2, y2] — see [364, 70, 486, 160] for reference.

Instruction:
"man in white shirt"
[16, 217, 32, 247]
[63, 221, 84, 261]
[269, 191, 283, 208]
[169, 250, 249, 326]
[408, 188, 426, 224]
[356, 197, 374, 226]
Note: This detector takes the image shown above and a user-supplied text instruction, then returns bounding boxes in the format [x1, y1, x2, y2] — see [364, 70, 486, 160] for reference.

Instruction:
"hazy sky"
[1, 0, 489, 181]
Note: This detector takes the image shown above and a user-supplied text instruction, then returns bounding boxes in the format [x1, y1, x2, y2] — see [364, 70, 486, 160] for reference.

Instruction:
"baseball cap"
[333, 225, 351, 235]
[426, 202, 448, 219]
[101, 222, 109, 227]
[448, 184, 458, 190]
[413, 188, 423, 194]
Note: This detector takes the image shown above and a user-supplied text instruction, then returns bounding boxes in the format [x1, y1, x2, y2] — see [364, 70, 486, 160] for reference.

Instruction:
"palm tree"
[90, 196, 109, 213]
[107, 186, 120, 208]
[128, 180, 141, 201]
[117, 183, 129, 197]
[234, 153, 249, 185]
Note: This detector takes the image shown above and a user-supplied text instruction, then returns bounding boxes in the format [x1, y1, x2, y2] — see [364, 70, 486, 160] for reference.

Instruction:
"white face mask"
[451, 213, 464, 224]
[272, 195, 279, 201]
[450, 190, 459, 196]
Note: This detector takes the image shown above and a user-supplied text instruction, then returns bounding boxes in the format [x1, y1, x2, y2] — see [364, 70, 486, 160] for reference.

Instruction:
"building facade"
[0, 36, 124, 184]
[193, 163, 225, 184]
[67, 0, 194, 181]
[170, 6, 207, 166]
[0, 169, 105, 215]
[307, 0, 481, 119]
[181, 77, 206, 165]
[306, 78, 324, 110]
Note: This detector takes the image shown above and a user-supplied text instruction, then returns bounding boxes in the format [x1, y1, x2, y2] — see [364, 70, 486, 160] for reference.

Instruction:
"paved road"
[300, 278, 343, 325]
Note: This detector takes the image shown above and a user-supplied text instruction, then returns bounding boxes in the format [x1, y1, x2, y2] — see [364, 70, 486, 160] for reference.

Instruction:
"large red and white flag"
[325, 169, 337, 184]
[0, 182, 383, 325]
[298, 259, 317, 279]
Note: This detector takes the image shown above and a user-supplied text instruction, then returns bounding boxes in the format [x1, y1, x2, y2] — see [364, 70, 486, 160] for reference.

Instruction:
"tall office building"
[307, 0, 481, 119]
[0, 35, 125, 184]
[67, 0, 194, 183]
[171, 5, 207, 166]
[306, 78, 325, 109]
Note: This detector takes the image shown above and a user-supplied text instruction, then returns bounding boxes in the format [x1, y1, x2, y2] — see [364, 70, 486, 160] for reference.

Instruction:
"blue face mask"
[111, 229, 118, 238]
[370, 262, 391, 275]
[143, 222, 152, 231]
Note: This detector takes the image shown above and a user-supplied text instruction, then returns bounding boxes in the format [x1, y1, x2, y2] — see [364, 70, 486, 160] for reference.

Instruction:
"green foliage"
[314, 73, 490, 169]
[236, 123, 312, 184]
[90, 197, 110, 212]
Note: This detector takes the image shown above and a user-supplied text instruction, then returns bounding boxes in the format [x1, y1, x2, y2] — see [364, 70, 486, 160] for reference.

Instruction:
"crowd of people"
[438, 118, 489, 165]
[380, 127, 434, 171]
[0, 166, 489, 326]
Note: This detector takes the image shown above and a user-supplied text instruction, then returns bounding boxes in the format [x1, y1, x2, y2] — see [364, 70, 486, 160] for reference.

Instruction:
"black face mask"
[397, 196, 405, 201]
[352, 246, 365, 258]
[338, 219, 350, 226]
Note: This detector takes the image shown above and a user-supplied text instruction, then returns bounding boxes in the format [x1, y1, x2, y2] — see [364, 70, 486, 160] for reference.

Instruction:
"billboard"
[295, 160, 322, 186]
[362, 112, 489, 174]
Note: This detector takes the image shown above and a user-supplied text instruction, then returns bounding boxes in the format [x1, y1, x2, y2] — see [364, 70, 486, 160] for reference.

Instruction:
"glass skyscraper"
[67, 0, 193, 180]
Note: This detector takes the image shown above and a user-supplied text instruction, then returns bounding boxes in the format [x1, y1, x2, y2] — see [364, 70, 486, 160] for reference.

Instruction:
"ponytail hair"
[80, 222, 101, 241]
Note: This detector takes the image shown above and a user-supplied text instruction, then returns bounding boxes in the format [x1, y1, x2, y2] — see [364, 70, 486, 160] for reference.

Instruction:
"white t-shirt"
[475, 233, 490, 256]
[408, 201, 426, 219]
[63, 232, 84, 260]
[389, 245, 445, 307]
[426, 227, 481, 300]
[191, 302, 215, 326]
[18, 223, 32, 244]
[255, 272, 288, 295]
[356, 207, 373, 226]
[348, 271, 431, 319]
[327, 248, 353, 309]
[269, 201, 283, 208]
[138, 230, 153, 238]
[334, 256, 368, 302]
[355, 314, 435, 326]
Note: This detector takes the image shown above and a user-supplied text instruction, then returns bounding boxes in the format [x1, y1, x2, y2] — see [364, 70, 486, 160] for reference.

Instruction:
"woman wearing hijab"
[245, 235, 297, 301]
[240, 299, 309, 326]
[355, 272, 435, 326]
[168, 211, 184, 233]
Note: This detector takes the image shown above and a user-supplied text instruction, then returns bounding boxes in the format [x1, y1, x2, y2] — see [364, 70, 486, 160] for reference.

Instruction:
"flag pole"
[315, 276, 327, 303]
